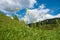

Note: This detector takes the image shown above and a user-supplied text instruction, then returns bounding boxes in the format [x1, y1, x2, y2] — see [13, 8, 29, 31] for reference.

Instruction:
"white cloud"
[24, 4, 50, 24]
[0, 0, 36, 13]
[45, 14, 60, 19]
[39, 4, 45, 9]
[23, 4, 60, 24]
[55, 14, 60, 18]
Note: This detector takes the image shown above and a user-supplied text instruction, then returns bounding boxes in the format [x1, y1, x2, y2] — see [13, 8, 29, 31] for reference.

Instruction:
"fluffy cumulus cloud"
[23, 4, 60, 24]
[24, 4, 49, 24]
[0, 0, 36, 13]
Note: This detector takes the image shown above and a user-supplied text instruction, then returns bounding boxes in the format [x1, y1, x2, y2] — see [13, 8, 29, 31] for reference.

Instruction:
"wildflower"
[16, 8, 19, 10]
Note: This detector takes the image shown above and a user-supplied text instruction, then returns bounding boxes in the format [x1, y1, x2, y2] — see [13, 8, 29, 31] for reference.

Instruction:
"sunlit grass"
[0, 14, 60, 40]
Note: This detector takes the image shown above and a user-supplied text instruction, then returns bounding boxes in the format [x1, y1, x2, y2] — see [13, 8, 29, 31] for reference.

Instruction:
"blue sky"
[35, 0, 60, 15]
[16, 0, 60, 18]
[0, 0, 60, 24]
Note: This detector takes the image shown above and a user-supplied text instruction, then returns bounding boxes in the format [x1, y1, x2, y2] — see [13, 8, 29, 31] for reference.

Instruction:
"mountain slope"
[28, 18, 60, 29]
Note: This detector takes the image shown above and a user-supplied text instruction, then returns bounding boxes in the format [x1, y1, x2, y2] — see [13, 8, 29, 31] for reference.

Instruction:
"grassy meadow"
[0, 13, 60, 40]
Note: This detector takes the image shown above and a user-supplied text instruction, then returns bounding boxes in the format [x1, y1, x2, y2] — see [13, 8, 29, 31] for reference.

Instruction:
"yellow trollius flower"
[16, 8, 19, 10]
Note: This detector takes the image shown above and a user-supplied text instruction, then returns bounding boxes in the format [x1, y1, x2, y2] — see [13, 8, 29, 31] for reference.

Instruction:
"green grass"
[0, 14, 60, 40]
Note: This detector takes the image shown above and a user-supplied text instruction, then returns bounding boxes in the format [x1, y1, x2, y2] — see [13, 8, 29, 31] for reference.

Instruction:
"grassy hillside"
[0, 13, 60, 40]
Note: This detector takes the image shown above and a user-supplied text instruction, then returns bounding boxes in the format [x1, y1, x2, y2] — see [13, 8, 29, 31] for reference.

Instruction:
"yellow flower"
[16, 8, 19, 10]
